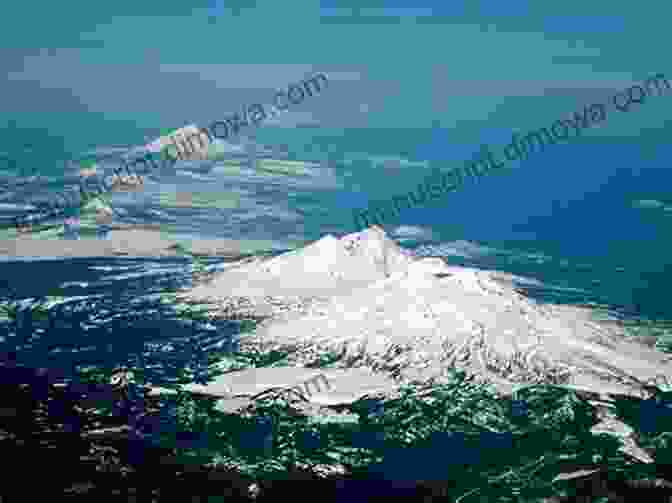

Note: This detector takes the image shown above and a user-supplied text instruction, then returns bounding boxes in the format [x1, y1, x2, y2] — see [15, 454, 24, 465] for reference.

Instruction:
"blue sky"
[2, 0, 669, 156]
